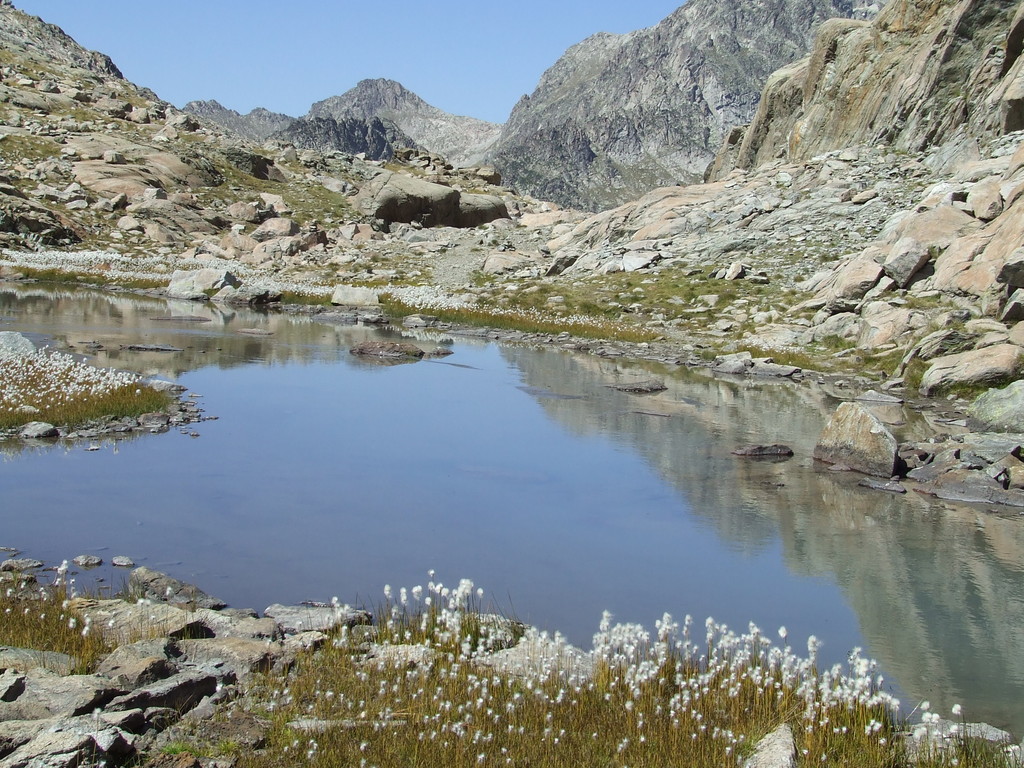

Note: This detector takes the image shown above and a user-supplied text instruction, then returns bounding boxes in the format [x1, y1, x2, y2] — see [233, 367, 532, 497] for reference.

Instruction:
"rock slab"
[813, 402, 898, 478]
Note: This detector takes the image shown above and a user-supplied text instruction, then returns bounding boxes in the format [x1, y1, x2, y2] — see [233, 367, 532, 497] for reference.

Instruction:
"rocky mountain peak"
[305, 78, 501, 167]
[307, 78, 432, 121]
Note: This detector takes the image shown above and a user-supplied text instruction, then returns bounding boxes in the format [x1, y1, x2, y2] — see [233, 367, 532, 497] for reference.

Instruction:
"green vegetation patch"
[381, 295, 658, 343]
[0, 586, 111, 673]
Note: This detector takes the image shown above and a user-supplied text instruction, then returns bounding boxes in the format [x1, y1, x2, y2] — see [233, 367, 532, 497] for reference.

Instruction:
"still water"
[2, 285, 1023, 735]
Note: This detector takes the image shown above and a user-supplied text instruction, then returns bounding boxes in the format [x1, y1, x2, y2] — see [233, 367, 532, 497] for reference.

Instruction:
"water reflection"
[2, 284, 1023, 735]
[503, 346, 1024, 733]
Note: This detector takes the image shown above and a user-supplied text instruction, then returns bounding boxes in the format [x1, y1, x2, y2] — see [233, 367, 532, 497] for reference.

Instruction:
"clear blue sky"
[13, 1, 685, 124]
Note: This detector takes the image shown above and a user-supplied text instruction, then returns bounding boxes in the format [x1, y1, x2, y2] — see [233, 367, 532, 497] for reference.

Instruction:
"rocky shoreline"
[0, 560, 1021, 768]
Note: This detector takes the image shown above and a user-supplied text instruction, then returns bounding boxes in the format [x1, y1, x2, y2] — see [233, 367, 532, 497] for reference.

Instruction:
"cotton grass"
[240, 576, 1004, 768]
[0, 344, 169, 430]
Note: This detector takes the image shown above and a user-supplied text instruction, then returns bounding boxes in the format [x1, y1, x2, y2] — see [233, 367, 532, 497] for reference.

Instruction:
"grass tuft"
[381, 295, 658, 343]
[0, 582, 111, 673]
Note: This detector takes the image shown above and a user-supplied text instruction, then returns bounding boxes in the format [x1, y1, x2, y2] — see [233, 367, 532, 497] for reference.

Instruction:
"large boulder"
[457, 193, 509, 227]
[919, 344, 1024, 396]
[330, 286, 380, 306]
[356, 171, 509, 228]
[357, 170, 460, 227]
[167, 269, 240, 300]
[968, 380, 1024, 432]
[812, 402, 899, 477]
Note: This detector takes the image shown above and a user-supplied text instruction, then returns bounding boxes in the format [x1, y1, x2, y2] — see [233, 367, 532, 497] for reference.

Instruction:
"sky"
[13, 1, 685, 124]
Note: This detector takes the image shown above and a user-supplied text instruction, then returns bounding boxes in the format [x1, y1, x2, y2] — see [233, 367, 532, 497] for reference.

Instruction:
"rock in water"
[732, 444, 795, 458]
[349, 341, 425, 360]
[968, 380, 1024, 432]
[813, 402, 898, 478]
[128, 566, 227, 610]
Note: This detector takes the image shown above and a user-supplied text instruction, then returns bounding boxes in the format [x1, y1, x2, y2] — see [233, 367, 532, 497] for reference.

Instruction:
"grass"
[7, 265, 166, 291]
[0, 582, 111, 673]
[380, 295, 659, 343]
[0, 350, 171, 430]
[233, 577, 1012, 768]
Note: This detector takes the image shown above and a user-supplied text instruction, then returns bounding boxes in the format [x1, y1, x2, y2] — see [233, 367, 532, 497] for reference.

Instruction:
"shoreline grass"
[235, 578, 1009, 768]
[380, 295, 659, 343]
[0, 577, 110, 673]
[0, 349, 171, 431]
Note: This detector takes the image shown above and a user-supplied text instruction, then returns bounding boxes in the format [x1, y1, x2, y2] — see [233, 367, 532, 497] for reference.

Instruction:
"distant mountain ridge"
[186, 79, 500, 167]
[183, 100, 296, 143]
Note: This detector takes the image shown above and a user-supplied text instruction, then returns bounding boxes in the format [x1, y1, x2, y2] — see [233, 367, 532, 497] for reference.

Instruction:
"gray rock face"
[490, 0, 867, 210]
[273, 115, 414, 160]
[813, 402, 899, 477]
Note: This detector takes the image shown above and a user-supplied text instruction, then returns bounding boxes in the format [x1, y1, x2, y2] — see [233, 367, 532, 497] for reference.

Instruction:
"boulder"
[457, 193, 509, 227]
[19, 422, 58, 439]
[263, 604, 371, 635]
[0, 332, 36, 359]
[69, 599, 209, 645]
[744, 724, 796, 768]
[357, 170, 460, 227]
[919, 344, 1024, 396]
[968, 379, 1024, 432]
[0, 715, 135, 768]
[166, 269, 240, 301]
[966, 178, 1004, 221]
[0, 668, 122, 721]
[128, 566, 227, 610]
[813, 402, 899, 477]
[251, 217, 298, 242]
[482, 251, 532, 275]
[882, 237, 933, 288]
[330, 286, 379, 306]
[814, 253, 883, 305]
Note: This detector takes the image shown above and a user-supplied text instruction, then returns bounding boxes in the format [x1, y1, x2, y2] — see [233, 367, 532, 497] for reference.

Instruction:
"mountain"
[183, 100, 296, 143]
[305, 78, 501, 166]
[489, 0, 880, 211]
[271, 115, 417, 158]
[708, 0, 1023, 178]
[0, 3, 122, 78]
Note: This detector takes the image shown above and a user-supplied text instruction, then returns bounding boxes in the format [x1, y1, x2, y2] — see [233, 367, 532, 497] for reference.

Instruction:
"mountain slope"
[709, 0, 1024, 178]
[0, 3, 122, 78]
[306, 78, 501, 166]
[489, 0, 875, 211]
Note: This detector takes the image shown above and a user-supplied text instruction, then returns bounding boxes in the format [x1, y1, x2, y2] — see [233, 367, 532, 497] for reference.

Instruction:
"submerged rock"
[732, 444, 795, 458]
[349, 340, 424, 361]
